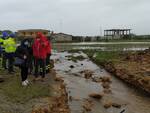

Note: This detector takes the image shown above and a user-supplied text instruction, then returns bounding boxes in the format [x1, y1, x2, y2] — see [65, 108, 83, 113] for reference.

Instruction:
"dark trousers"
[34, 58, 46, 78]
[8, 57, 14, 72]
[28, 57, 33, 74]
[21, 66, 28, 81]
[46, 54, 51, 73]
[2, 53, 7, 69]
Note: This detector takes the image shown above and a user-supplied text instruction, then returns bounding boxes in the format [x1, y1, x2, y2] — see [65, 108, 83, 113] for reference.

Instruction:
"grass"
[83, 50, 122, 63]
[0, 71, 51, 103]
[95, 51, 122, 63]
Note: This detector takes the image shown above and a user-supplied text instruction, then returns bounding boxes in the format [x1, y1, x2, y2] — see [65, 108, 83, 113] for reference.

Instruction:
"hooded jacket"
[32, 32, 48, 59]
[46, 39, 52, 55]
[3, 37, 16, 53]
[0, 38, 4, 54]
[15, 39, 30, 67]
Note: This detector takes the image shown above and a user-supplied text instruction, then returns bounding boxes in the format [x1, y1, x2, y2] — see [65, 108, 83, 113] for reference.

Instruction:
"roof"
[53, 33, 72, 36]
[18, 29, 50, 32]
[104, 29, 131, 31]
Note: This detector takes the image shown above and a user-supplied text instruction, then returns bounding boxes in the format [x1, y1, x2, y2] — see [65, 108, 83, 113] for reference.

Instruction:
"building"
[17, 29, 51, 38]
[104, 29, 131, 39]
[52, 33, 72, 42]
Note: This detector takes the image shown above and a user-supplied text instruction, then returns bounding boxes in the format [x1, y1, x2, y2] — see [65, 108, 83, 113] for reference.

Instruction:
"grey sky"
[0, 0, 150, 36]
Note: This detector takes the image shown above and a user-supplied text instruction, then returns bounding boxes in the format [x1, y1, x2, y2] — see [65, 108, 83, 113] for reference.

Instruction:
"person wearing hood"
[32, 32, 48, 81]
[1, 32, 9, 69]
[45, 37, 52, 73]
[0, 37, 3, 56]
[15, 39, 30, 86]
[0, 35, 4, 68]
[3, 33, 16, 73]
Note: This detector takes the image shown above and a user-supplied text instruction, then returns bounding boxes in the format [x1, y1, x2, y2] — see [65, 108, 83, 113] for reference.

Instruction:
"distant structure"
[51, 33, 72, 42]
[17, 29, 51, 38]
[104, 29, 131, 39]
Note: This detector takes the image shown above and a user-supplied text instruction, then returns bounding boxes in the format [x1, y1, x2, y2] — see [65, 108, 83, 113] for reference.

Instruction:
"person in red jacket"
[45, 38, 52, 73]
[32, 32, 48, 81]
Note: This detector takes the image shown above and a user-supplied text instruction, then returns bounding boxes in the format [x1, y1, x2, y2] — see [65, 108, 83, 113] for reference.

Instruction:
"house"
[17, 29, 51, 38]
[52, 33, 72, 42]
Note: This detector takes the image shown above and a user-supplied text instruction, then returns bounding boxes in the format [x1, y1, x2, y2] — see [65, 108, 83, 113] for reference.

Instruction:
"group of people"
[0, 32, 52, 86]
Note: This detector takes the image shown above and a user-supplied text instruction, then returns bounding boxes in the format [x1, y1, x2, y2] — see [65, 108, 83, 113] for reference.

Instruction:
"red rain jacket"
[32, 32, 48, 59]
[46, 39, 52, 55]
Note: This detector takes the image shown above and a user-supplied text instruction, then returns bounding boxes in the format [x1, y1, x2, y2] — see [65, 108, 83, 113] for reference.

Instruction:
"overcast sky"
[0, 0, 150, 36]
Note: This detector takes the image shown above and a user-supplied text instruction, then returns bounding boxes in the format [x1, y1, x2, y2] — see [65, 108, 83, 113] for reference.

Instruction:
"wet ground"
[0, 69, 70, 113]
[52, 51, 150, 113]
[52, 42, 150, 51]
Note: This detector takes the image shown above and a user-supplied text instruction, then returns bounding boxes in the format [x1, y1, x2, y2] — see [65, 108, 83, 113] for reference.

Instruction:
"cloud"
[0, 0, 150, 35]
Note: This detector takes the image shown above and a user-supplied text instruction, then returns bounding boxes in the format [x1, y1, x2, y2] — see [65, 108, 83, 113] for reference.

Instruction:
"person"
[1, 32, 8, 69]
[3, 33, 16, 73]
[45, 38, 52, 73]
[15, 39, 30, 86]
[0, 37, 3, 57]
[24, 38, 33, 74]
[32, 32, 48, 81]
[0, 37, 4, 66]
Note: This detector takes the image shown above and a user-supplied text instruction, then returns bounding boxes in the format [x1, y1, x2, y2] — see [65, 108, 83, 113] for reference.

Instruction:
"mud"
[32, 71, 70, 113]
[98, 49, 150, 94]
[53, 51, 150, 113]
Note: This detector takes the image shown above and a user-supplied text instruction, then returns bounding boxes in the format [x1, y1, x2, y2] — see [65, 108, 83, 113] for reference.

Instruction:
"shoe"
[22, 81, 28, 86]
[25, 80, 29, 84]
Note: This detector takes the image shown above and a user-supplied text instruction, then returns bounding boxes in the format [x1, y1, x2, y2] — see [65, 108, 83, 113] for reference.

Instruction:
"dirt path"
[53, 51, 150, 113]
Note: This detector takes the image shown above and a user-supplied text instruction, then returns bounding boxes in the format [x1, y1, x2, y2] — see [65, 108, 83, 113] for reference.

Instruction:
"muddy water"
[52, 51, 150, 113]
[52, 42, 150, 51]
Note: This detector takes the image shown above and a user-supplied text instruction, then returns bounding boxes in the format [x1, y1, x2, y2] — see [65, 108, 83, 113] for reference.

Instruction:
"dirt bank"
[89, 49, 150, 94]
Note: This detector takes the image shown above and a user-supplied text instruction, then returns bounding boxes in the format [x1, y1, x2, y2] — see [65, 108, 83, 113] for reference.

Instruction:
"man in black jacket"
[15, 39, 31, 86]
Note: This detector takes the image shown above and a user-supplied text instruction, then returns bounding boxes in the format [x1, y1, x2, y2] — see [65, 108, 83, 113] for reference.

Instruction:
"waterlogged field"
[52, 42, 150, 51]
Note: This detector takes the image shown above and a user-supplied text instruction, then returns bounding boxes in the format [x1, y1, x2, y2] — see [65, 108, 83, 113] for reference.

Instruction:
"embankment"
[85, 49, 150, 94]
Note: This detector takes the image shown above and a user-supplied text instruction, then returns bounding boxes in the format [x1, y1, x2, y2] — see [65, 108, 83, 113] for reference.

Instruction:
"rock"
[103, 101, 112, 109]
[84, 70, 93, 79]
[101, 76, 112, 83]
[55, 77, 63, 82]
[70, 65, 75, 69]
[82, 99, 93, 112]
[43, 108, 49, 113]
[112, 103, 121, 108]
[103, 89, 112, 94]
[92, 77, 102, 83]
[102, 82, 110, 89]
[89, 93, 103, 99]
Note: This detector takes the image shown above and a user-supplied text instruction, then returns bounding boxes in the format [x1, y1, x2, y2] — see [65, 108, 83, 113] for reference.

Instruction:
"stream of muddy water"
[52, 51, 150, 113]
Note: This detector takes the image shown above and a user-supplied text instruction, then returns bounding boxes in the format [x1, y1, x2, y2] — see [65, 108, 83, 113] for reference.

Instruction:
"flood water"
[52, 51, 150, 113]
[52, 42, 150, 51]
